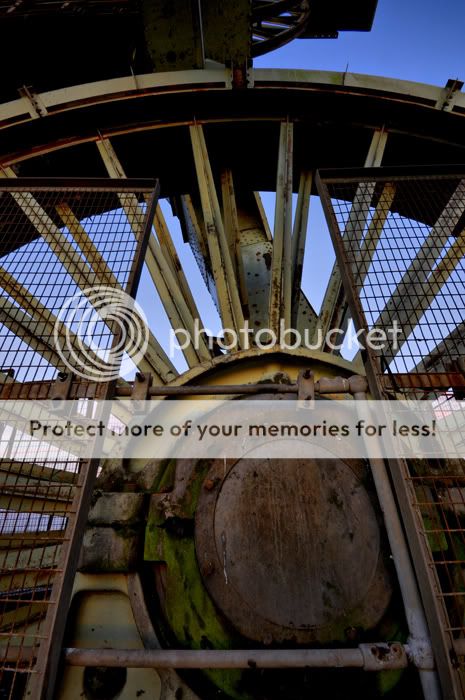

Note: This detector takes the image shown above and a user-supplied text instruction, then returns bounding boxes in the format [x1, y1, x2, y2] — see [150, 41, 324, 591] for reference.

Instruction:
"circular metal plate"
[195, 457, 392, 644]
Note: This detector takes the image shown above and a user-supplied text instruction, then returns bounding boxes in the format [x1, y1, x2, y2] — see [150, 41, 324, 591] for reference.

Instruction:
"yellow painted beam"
[190, 125, 245, 343]
[269, 121, 293, 333]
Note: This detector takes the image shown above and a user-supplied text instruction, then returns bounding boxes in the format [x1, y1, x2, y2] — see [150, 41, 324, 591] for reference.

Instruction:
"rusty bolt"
[204, 477, 219, 491]
[348, 374, 368, 395]
[202, 561, 215, 577]
[345, 626, 359, 642]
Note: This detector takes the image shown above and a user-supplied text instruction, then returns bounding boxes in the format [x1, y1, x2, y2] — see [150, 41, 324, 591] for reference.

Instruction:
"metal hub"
[195, 456, 392, 644]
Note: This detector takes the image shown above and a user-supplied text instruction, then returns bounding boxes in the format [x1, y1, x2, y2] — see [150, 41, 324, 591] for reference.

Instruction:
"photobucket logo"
[54, 286, 149, 382]
[170, 319, 403, 357]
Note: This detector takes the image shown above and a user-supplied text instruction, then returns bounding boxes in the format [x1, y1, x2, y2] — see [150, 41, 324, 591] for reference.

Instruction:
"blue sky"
[255, 0, 465, 87]
[138, 1, 465, 371]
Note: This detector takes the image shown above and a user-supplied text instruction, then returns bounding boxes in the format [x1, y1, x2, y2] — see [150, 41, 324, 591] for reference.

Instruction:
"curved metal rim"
[1, 68, 464, 168]
[1, 67, 463, 133]
[167, 347, 364, 389]
[251, 1, 311, 57]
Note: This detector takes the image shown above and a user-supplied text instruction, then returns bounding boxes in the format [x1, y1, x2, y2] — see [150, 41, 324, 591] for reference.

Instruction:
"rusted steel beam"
[220, 168, 240, 277]
[117, 374, 362, 397]
[0, 300, 63, 368]
[5, 370, 415, 400]
[55, 203, 118, 287]
[355, 182, 396, 287]
[145, 383, 296, 396]
[375, 180, 465, 361]
[144, 237, 206, 367]
[291, 170, 312, 326]
[383, 372, 465, 391]
[414, 321, 465, 373]
[253, 192, 273, 241]
[190, 125, 245, 340]
[0, 374, 364, 399]
[93, 140, 179, 381]
[0, 270, 111, 373]
[153, 203, 206, 333]
[269, 120, 293, 332]
[318, 129, 388, 345]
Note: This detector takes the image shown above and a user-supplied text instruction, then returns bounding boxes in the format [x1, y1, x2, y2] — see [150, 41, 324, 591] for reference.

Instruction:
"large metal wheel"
[0, 66, 464, 700]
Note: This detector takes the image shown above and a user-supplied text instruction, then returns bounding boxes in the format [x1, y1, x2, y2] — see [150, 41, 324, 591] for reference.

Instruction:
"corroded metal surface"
[195, 456, 392, 644]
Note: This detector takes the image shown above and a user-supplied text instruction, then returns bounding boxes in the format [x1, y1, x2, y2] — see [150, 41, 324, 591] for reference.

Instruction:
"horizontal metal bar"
[0, 376, 363, 399]
[383, 372, 465, 391]
[115, 376, 358, 397]
[63, 645, 408, 670]
[317, 164, 465, 184]
[0, 646, 36, 664]
[145, 383, 296, 396]
[0, 177, 158, 192]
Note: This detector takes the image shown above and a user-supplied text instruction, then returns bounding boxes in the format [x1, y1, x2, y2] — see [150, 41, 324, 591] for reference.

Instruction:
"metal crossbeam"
[190, 124, 245, 341]
[55, 203, 118, 287]
[316, 166, 465, 700]
[3, 171, 175, 383]
[97, 137, 209, 369]
[291, 170, 312, 325]
[414, 320, 465, 372]
[355, 182, 396, 287]
[374, 181, 465, 359]
[318, 129, 387, 343]
[269, 121, 293, 332]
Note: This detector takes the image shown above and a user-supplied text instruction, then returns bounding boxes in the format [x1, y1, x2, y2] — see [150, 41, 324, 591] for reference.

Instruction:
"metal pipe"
[64, 645, 407, 671]
[147, 383, 296, 396]
[115, 376, 360, 397]
[318, 168, 459, 699]
[352, 391, 440, 700]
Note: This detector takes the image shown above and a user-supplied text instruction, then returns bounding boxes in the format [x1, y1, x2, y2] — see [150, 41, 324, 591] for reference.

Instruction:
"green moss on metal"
[376, 617, 407, 695]
[143, 455, 406, 698]
[181, 459, 212, 518]
[146, 524, 246, 699]
[144, 459, 249, 699]
[150, 458, 177, 493]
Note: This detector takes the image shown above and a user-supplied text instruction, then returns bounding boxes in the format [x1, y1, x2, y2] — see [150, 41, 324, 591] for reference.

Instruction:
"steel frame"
[316, 165, 465, 700]
[1, 67, 465, 700]
[0, 178, 159, 700]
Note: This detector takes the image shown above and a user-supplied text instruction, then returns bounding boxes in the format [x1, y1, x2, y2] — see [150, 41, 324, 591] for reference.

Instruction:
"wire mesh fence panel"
[317, 166, 465, 696]
[0, 179, 158, 699]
